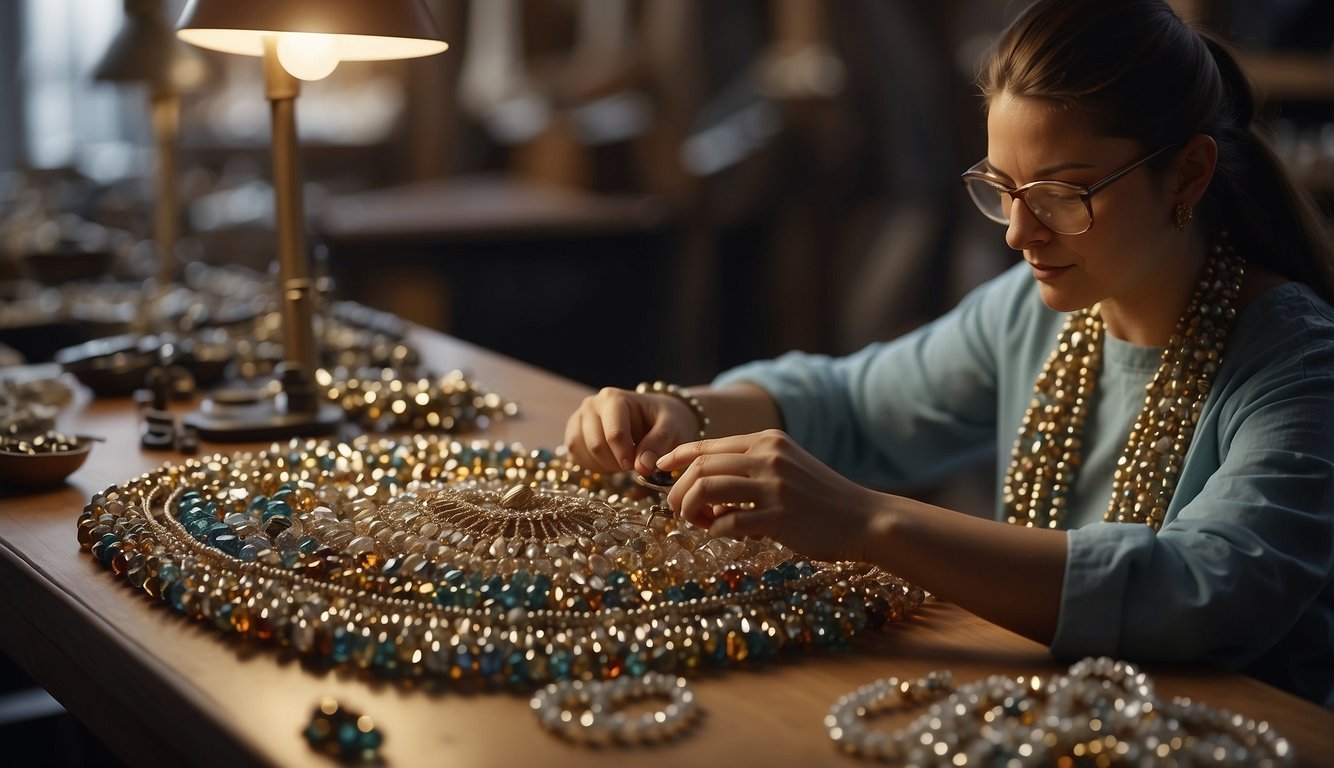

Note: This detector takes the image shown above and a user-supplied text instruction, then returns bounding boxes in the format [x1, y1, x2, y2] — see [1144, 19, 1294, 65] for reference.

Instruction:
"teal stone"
[185, 518, 211, 540]
[213, 602, 233, 631]
[524, 574, 551, 610]
[247, 495, 268, 514]
[548, 649, 571, 680]
[297, 536, 319, 554]
[261, 499, 292, 521]
[358, 728, 382, 751]
[167, 580, 189, 612]
[739, 574, 760, 592]
[479, 645, 502, 678]
[746, 630, 768, 658]
[330, 626, 351, 663]
[760, 569, 784, 588]
[625, 651, 647, 676]
[506, 651, 528, 686]
[205, 522, 230, 545]
[681, 580, 704, 599]
[373, 638, 396, 670]
[336, 722, 359, 754]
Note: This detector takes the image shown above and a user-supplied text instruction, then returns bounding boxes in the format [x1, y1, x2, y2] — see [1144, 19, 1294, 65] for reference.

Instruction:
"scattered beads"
[78, 436, 924, 689]
[304, 697, 383, 763]
[530, 672, 698, 745]
[826, 656, 1294, 766]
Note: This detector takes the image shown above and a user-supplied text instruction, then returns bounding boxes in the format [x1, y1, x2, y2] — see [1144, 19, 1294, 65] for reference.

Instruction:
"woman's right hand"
[563, 386, 701, 475]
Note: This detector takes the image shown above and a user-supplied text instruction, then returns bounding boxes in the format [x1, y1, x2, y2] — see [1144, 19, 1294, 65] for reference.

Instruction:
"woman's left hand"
[655, 429, 881, 563]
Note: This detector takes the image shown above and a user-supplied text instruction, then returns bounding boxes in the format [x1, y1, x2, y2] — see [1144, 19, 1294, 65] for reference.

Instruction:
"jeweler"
[564, 0, 1334, 711]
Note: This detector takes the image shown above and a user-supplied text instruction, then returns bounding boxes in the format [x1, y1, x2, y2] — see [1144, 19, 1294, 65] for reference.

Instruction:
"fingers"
[564, 391, 635, 472]
[668, 455, 759, 525]
[657, 433, 764, 472]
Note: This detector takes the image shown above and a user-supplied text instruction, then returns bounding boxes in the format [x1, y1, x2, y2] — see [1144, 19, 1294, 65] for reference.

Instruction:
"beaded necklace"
[80, 436, 925, 688]
[1004, 237, 1244, 531]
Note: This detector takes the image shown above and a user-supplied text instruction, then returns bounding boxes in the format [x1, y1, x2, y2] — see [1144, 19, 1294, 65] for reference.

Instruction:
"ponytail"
[1200, 35, 1334, 303]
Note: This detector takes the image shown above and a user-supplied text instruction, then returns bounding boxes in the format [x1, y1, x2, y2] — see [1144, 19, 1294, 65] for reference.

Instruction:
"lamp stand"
[184, 36, 341, 441]
[148, 89, 179, 327]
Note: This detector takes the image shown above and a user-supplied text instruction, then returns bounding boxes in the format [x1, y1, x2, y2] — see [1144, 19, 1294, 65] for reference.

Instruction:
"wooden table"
[2, 328, 1332, 767]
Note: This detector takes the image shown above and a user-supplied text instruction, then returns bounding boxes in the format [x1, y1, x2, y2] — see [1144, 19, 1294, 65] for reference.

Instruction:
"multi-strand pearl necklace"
[1004, 237, 1244, 530]
[825, 657, 1294, 765]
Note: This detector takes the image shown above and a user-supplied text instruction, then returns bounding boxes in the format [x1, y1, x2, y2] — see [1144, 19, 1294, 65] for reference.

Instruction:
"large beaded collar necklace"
[1004, 236, 1245, 531]
[80, 436, 924, 687]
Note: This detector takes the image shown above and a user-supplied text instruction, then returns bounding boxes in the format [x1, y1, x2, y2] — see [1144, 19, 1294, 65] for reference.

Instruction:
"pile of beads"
[79, 436, 924, 688]
[530, 672, 698, 744]
[825, 656, 1294, 766]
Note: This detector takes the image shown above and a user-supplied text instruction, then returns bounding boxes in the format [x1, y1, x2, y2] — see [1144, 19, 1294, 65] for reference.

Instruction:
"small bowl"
[0, 442, 92, 489]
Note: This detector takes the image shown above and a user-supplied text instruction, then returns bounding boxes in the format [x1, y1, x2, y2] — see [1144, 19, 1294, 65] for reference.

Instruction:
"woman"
[564, 0, 1334, 708]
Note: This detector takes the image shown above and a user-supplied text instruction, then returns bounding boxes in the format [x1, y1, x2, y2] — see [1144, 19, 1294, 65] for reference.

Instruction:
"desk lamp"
[174, 0, 448, 441]
[93, 0, 207, 295]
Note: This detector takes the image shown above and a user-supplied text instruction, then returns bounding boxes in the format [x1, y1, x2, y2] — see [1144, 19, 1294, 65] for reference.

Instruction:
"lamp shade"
[95, 0, 207, 93]
[175, 0, 448, 61]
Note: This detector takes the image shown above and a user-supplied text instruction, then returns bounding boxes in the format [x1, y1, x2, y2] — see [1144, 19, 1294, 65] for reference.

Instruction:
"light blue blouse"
[714, 261, 1334, 708]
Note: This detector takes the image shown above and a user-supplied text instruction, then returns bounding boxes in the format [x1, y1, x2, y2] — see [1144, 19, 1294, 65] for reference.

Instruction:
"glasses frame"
[960, 144, 1180, 235]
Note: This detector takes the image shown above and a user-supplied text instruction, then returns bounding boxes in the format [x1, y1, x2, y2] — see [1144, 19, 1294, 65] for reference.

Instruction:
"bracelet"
[635, 381, 709, 439]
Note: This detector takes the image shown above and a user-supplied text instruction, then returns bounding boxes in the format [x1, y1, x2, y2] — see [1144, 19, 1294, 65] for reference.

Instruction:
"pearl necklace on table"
[1004, 236, 1244, 530]
[825, 657, 1294, 766]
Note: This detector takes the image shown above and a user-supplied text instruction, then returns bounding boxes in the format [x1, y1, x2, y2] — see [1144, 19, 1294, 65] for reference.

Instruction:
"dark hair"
[979, 0, 1334, 303]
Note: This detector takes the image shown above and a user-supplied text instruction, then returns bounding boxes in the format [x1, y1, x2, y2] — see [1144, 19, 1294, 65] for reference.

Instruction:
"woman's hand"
[656, 429, 882, 563]
[564, 387, 702, 475]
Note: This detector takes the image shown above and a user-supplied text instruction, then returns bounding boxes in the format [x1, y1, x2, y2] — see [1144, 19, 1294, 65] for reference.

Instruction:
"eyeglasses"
[959, 144, 1179, 235]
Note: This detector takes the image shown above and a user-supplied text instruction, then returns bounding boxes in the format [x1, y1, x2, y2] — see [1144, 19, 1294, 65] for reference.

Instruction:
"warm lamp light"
[175, 0, 447, 441]
[276, 33, 341, 81]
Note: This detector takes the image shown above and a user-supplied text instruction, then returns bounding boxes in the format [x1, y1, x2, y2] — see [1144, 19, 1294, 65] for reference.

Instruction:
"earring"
[1174, 203, 1194, 232]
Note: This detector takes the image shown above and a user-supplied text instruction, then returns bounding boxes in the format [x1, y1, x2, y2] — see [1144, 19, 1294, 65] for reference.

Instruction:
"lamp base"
[183, 392, 343, 442]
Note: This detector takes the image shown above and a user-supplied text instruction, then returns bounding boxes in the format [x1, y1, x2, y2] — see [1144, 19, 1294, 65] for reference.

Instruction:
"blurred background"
[0, 1, 1330, 762]
[1, 0, 1329, 389]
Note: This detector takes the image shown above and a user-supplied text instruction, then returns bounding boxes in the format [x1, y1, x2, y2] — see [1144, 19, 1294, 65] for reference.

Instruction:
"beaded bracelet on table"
[79, 436, 923, 688]
[825, 656, 1294, 766]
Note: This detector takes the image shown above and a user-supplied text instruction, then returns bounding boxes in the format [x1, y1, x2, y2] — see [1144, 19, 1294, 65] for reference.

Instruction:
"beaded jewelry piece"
[303, 697, 383, 763]
[79, 437, 924, 688]
[826, 657, 1294, 766]
[1004, 237, 1244, 530]
[530, 672, 698, 745]
[316, 367, 517, 432]
[635, 381, 710, 439]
